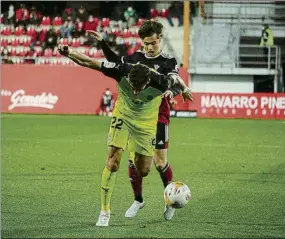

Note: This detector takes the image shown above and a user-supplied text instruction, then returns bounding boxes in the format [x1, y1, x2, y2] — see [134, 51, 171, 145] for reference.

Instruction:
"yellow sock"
[100, 166, 117, 211]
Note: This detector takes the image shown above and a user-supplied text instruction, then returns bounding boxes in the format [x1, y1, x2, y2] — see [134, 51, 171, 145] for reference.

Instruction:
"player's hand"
[58, 44, 70, 56]
[182, 88, 193, 102]
[86, 30, 103, 41]
[162, 90, 174, 99]
[169, 98, 178, 106]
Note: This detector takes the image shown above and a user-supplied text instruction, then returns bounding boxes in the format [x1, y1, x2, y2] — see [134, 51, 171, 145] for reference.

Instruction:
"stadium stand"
[0, 1, 174, 65]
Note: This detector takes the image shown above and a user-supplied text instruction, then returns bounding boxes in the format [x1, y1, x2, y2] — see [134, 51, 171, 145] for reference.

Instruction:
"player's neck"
[144, 50, 162, 59]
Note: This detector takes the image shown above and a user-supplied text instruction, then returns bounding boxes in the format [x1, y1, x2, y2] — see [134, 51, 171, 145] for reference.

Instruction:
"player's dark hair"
[138, 20, 163, 39]
[129, 64, 151, 89]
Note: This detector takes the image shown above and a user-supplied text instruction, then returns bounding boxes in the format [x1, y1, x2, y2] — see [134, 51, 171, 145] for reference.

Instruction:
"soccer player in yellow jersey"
[58, 44, 192, 226]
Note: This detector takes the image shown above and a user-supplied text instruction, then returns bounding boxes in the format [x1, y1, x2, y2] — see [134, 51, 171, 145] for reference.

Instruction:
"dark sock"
[157, 163, 173, 188]
[128, 160, 143, 203]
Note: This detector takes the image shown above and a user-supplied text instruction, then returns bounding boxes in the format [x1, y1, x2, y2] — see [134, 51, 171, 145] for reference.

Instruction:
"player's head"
[105, 88, 111, 95]
[138, 20, 163, 57]
[128, 64, 151, 95]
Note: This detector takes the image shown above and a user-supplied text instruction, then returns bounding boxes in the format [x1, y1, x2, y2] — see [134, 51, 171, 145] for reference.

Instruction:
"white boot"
[125, 201, 145, 218]
[96, 211, 110, 226]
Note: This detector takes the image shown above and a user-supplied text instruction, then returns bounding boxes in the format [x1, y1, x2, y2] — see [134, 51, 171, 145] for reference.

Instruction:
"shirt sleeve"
[169, 85, 182, 97]
[121, 52, 140, 64]
[101, 61, 132, 82]
[149, 70, 177, 92]
[100, 40, 121, 63]
[165, 58, 179, 76]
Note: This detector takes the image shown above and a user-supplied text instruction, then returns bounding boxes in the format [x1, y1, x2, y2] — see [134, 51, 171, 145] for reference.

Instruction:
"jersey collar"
[143, 50, 163, 59]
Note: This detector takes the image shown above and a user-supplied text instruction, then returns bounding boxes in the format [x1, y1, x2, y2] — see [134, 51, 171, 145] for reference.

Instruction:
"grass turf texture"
[1, 114, 285, 238]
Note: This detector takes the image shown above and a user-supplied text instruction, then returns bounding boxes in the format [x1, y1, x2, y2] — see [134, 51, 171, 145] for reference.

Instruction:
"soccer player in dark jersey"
[57, 44, 192, 226]
[87, 20, 193, 221]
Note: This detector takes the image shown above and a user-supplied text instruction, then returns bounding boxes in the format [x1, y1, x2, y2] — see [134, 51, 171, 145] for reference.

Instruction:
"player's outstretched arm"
[58, 44, 102, 71]
[169, 74, 193, 102]
[86, 30, 121, 63]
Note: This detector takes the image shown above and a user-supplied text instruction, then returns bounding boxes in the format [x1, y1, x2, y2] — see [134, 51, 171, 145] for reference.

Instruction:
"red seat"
[59, 38, 68, 45]
[43, 48, 53, 57]
[1, 38, 8, 47]
[10, 37, 19, 46]
[22, 37, 32, 47]
[34, 46, 43, 56]
[26, 27, 37, 43]
[137, 18, 145, 27]
[18, 47, 27, 57]
[124, 38, 132, 47]
[14, 26, 24, 36]
[26, 27, 36, 36]
[132, 29, 139, 38]
[111, 28, 121, 37]
[101, 18, 110, 28]
[54, 50, 62, 57]
[41, 16, 51, 26]
[160, 9, 169, 18]
[2, 26, 12, 36]
[71, 38, 80, 47]
[150, 8, 159, 18]
[53, 17, 62, 26]
[10, 47, 17, 56]
[122, 29, 132, 38]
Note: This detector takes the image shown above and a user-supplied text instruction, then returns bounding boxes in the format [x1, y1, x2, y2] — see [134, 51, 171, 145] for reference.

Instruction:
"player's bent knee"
[106, 146, 123, 172]
[137, 167, 150, 177]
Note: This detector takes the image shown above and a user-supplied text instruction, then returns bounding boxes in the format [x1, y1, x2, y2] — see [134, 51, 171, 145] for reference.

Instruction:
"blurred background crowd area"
[1, 1, 197, 65]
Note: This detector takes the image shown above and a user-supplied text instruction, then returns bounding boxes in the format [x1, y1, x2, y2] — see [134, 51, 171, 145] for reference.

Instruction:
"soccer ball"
[164, 181, 191, 209]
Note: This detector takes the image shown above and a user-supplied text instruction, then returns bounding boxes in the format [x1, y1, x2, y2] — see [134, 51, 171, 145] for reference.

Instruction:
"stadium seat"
[18, 47, 28, 57]
[111, 28, 121, 37]
[2, 26, 12, 36]
[124, 38, 133, 47]
[160, 9, 169, 18]
[53, 16, 62, 26]
[22, 37, 32, 47]
[54, 49, 62, 57]
[137, 18, 145, 27]
[43, 48, 53, 57]
[10, 37, 19, 46]
[34, 46, 43, 56]
[41, 16, 51, 26]
[101, 18, 110, 28]
[1, 37, 8, 47]
[122, 29, 132, 38]
[10, 47, 17, 56]
[14, 26, 24, 36]
[71, 38, 80, 47]
[60, 38, 69, 45]
[132, 29, 139, 38]
[150, 8, 159, 18]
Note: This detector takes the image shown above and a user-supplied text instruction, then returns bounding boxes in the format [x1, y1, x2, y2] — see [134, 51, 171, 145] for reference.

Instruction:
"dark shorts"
[155, 122, 169, 149]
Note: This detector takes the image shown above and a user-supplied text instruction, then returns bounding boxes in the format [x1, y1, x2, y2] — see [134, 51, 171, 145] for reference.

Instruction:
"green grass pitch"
[1, 114, 285, 238]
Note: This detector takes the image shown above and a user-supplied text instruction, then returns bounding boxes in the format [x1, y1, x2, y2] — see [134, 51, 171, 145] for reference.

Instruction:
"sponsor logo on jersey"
[103, 61, 117, 68]
[154, 64, 160, 70]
